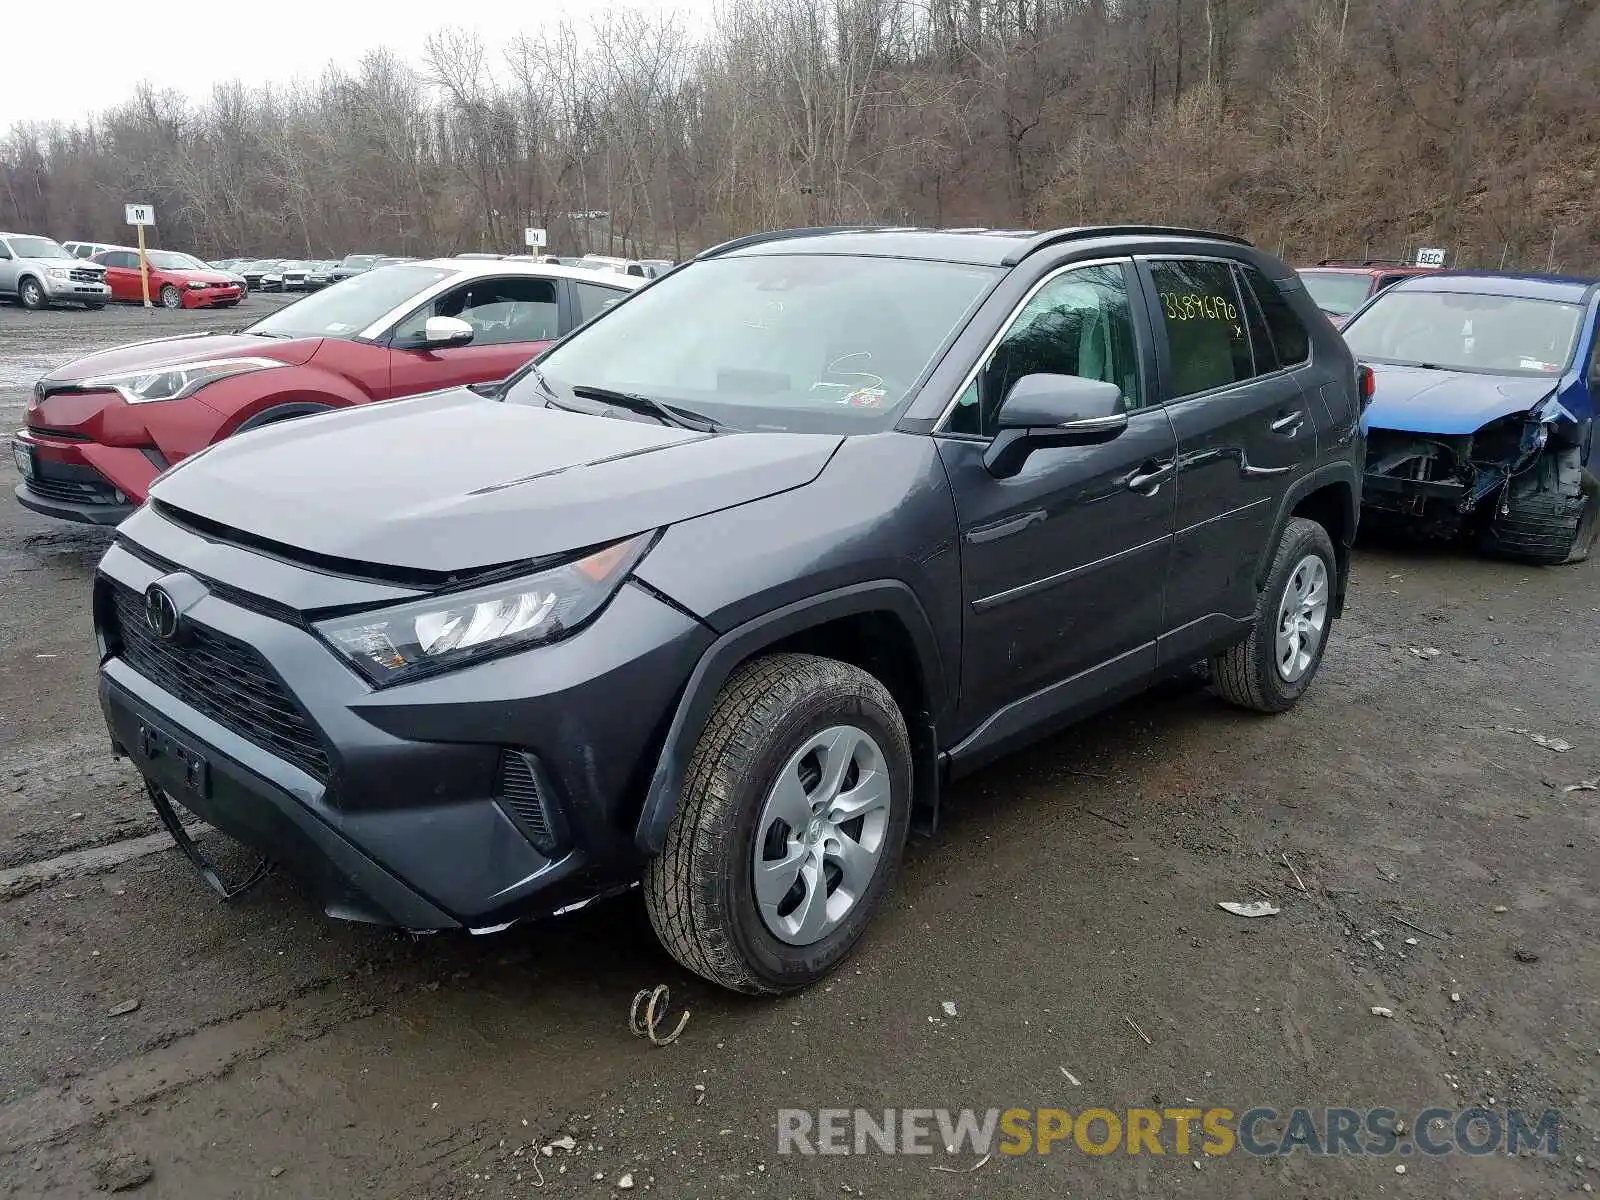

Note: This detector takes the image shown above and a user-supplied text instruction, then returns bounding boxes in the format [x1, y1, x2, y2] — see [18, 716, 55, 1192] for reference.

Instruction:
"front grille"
[69, 268, 103, 283]
[25, 475, 121, 505]
[497, 752, 558, 853]
[108, 583, 331, 781]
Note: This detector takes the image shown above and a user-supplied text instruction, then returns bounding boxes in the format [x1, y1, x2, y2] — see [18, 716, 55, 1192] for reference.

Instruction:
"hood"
[42, 332, 320, 383]
[148, 390, 844, 575]
[1361, 364, 1557, 435]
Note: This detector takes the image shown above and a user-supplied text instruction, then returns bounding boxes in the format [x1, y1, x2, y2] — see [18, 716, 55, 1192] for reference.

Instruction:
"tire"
[645, 653, 912, 995]
[17, 277, 45, 311]
[159, 284, 183, 309]
[1478, 449, 1589, 565]
[1210, 516, 1338, 714]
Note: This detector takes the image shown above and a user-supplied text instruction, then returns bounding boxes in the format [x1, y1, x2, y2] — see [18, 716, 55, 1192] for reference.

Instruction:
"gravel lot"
[0, 299, 1596, 1199]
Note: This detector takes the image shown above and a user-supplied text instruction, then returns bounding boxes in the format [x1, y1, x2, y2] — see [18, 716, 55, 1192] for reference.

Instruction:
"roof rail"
[1001, 225, 1252, 266]
[1316, 258, 1412, 267]
[696, 226, 875, 259]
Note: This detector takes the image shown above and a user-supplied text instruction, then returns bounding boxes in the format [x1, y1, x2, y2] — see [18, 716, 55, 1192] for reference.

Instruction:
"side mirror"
[982, 373, 1129, 478]
[415, 315, 475, 349]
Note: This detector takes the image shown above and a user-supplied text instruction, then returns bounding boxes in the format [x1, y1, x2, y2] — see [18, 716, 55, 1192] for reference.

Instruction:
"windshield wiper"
[570, 384, 725, 433]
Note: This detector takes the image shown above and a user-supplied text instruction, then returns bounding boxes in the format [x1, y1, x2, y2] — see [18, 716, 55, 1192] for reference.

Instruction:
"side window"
[1150, 259, 1252, 397]
[1240, 265, 1311, 370]
[944, 262, 1143, 438]
[574, 281, 626, 325]
[454, 277, 559, 345]
[74, 246, 93, 259]
[1587, 329, 1600, 391]
[1376, 274, 1407, 293]
[0, 242, 12, 260]
[394, 278, 560, 347]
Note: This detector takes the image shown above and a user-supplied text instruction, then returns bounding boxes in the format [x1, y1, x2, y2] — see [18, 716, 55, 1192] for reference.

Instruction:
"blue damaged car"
[1341, 272, 1600, 564]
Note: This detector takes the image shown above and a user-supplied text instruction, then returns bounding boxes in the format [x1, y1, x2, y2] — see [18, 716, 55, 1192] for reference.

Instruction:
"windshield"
[1297, 270, 1374, 317]
[7, 236, 72, 261]
[146, 251, 205, 270]
[1342, 288, 1585, 376]
[244, 264, 454, 339]
[508, 254, 1001, 433]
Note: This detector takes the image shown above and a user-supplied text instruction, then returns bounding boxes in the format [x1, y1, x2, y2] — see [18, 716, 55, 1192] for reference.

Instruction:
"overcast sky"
[15, 0, 702, 126]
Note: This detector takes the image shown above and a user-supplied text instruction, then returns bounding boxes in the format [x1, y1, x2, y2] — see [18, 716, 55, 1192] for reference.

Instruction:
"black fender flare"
[632, 580, 946, 855]
[235, 401, 335, 433]
[1256, 461, 1360, 612]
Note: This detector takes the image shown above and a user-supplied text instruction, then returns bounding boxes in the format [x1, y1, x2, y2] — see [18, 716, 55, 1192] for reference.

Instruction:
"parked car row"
[7, 223, 1596, 1001]
[13, 257, 642, 521]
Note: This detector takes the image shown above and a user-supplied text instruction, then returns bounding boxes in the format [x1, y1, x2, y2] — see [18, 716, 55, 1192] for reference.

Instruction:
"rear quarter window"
[1241, 267, 1311, 368]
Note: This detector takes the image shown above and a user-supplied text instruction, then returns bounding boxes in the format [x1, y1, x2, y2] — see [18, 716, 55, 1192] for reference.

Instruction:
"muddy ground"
[0, 299, 1596, 1199]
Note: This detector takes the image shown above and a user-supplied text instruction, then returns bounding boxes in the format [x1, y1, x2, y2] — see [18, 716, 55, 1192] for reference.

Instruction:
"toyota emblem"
[144, 584, 181, 642]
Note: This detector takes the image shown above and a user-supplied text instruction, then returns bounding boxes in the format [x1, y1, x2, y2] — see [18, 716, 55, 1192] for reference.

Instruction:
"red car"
[13, 259, 642, 524]
[1295, 260, 1445, 328]
[91, 248, 245, 309]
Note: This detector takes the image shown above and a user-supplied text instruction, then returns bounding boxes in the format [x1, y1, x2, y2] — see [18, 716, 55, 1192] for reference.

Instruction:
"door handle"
[1270, 410, 1305, 435]
[1126, 459, 1175, 495]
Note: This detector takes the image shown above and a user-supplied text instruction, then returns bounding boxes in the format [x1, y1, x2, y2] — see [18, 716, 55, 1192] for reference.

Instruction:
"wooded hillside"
[3, 0, 1596, 272]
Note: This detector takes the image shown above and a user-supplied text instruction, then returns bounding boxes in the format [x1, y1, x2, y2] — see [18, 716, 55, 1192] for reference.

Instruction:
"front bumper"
[12, 429, 153, 521]
[93, 519, 713, 929]
[184, 285, 244, 308]
[40, 272, 110, 302]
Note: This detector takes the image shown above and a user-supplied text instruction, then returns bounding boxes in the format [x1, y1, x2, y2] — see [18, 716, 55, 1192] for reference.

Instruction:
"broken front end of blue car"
[1362, 386, 1598, 564]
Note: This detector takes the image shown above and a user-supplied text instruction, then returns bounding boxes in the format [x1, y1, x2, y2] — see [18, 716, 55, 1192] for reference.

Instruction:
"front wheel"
[1211, 516, 1338, 713]
[645, 654, 912, 995]
[18, 277, 46, 310]
[159, 284, 183, 309]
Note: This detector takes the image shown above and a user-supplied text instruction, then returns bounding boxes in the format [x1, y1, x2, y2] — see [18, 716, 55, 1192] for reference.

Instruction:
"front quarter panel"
[633, 431, 962, 665]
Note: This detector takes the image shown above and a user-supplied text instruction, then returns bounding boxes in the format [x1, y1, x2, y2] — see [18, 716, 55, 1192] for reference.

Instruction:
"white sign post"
[1415, 247, 1446, 267]
[524, 227, 548, 249]
[125, 203, 156, 308]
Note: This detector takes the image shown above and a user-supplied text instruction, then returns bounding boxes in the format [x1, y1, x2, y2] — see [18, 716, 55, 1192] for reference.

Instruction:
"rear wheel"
[1478, 448, 1591, 565]
[17, 277, 45, 310]
[645, 653, 912, 995]
[1211, 516, 1337, 714]
[159, 284, 183, 309]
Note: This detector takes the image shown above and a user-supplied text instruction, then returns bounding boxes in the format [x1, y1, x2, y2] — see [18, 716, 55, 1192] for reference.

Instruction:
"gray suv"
[91, 225, 1365, 995]
[0, 232, 110, 309]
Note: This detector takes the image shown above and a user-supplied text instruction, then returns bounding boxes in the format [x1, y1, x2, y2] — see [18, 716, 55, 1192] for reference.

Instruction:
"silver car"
[0, 233, 111, 310]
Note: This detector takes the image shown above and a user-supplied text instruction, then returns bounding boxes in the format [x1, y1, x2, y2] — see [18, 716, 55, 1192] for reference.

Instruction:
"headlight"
[81, 356, 286, 404]
[187, 280, 207, 289]
[315, 533, 656, 686]
[46, 266, 70, 278]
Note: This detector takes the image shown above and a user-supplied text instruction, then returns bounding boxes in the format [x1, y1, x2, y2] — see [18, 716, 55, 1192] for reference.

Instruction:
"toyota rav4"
[92, 225, 1365, 995]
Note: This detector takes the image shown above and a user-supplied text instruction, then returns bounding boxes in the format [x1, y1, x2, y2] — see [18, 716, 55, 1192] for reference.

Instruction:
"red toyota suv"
[13, 259, 642, 524]
[1295, 260, 1445, 328]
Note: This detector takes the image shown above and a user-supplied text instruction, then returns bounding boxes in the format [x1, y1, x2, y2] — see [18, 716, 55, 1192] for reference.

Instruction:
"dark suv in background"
[92, 224, 1365, 995]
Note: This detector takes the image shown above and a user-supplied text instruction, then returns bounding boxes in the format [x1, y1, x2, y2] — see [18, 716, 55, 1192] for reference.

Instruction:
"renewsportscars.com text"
[776, 1106, 1561, 1158]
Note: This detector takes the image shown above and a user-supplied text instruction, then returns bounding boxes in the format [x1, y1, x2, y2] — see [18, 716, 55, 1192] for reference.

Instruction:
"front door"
[1137, 258, 1317, 654]
[936, 260, 1178, 756]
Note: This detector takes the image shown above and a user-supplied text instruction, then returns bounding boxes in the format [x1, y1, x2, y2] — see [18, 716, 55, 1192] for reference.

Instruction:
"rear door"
[94, 251, 139, 301]
[1136, 256, 1313, 661]
[385, 275, 562, 397]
